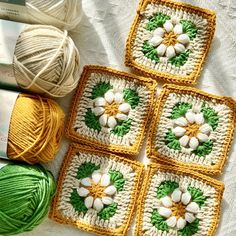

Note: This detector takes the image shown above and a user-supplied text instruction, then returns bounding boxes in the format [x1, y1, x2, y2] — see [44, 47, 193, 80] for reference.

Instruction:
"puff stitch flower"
[149, 17, 190, 58]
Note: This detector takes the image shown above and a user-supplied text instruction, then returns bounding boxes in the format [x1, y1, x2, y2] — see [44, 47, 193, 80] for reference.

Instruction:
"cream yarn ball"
[13, 24, 80, 97]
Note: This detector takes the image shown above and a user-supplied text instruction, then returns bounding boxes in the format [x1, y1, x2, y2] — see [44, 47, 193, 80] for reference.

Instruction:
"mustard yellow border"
[135, 163, 224, 236]
[147, 84, 236, 176]
[50, 143, 144, 236]
[125, 0, 216, 85]
[66, 65, 157, 156]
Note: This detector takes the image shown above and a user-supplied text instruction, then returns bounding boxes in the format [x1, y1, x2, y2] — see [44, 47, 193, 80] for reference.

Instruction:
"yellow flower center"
[105, 102, 119, 116]
[171, 202, 186, 219]
[185, 123, 200, 137]
[88, 183, 106, 199]
[163, 32, 178, 46]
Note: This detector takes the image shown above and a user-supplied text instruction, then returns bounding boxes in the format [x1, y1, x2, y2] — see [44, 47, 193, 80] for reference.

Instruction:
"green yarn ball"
[0, 163, 56, 235]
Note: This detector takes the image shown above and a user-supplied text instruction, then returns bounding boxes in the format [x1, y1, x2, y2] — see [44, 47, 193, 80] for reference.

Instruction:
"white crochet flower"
[159, 188, 199, 229]
[172, 107, 212, 150]
[92, 89, 131, 131]
[149, 17, 190, 58]
[77, 170, 117, 212]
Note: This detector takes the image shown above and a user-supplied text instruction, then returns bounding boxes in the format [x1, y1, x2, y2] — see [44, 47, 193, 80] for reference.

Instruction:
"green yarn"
[170, 102, 192, 119]
[180, 20, 198, 40]
[157, 181, 179, 199]
[70, 189, 88, 214]
[0, 163, 55, 235]
[111, 118, 132, 137]
[165, 130, 181, 151]
[90, 82, 113, 99]
[97, 203, 118, 220]
[192, 140, 213, 157]
[146, 13, 171, 31]
[151, 209, 169, 232]
[169, 50, 191, 67]
[187, 186, 207, 207]
[84, 108, 101, 131]
[109, 170, 125, 192]
[142, 41, 160, 62]
[178, 219, 200, 236]
[123, 88, 140, 109]
[201, 106, 219, 130]
[76, 162, 100, 180]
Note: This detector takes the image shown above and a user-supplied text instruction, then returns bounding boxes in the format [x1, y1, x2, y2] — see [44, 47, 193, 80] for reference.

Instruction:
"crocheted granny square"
[66, 65, 157, 155]
[50, 144, 143, 236]
[135, 164, 224, 236]
[148, 84, 236, 175]
[125, 0, 216, 85]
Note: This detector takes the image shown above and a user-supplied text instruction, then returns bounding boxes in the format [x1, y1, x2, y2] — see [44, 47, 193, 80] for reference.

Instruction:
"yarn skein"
[7, 93, 65, 164]
[13, 24, 80, 97]
[0, 162, 56, 235]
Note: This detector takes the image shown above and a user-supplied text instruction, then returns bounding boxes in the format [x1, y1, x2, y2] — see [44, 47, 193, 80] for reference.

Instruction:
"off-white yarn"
[13, 24, 80, 97]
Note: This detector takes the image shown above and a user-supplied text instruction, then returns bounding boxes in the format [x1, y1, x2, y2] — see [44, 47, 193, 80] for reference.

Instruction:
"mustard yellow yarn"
[7, 94, 65, 164]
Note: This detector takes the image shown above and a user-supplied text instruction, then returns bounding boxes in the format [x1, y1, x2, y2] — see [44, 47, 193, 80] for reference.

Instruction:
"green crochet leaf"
[142, 41, 160, 63]
[146, 13, 171, 31]
[111, 118, 132, 137]
[109, 170, 125, 192]
[84, 108, 101, 131]
[201, 105, 219, 130]
[77, 162, 100, 180]
[187, 186, 207, 207]
[192, 140, 213, 157]
[123, 88, 140, 109]
[90, 82, 113, 99]
[98, 203, 118, 220]
[157, 181, 179, 199]
[169, 50, 191, 67]
[178, 219, 200, 236]
[165, 129, 181, 151]
[180, 20, 198, 40]
[151, 209, 169, 232]
[170, 102, 192, 119]
[70, 188, 88, 213]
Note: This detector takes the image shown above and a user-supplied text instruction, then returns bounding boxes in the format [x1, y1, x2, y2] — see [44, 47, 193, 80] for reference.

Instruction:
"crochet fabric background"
[21, 0, 236, 235]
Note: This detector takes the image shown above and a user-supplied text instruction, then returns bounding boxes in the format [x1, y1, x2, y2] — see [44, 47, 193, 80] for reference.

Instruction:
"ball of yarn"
[13, 24, 80, 97]
[0, 162, 56, 235]
[7, 93, 65, 164]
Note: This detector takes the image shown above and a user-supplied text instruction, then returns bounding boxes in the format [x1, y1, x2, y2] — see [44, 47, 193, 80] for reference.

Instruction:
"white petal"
[119, 103, 131, 113]
[177, 217, 187, 229]
[104, 185, 117, 195]
[107, 116, 117, 128]
[179, 135, 190, 147]
[174, 24, 183, 35]
[174, 43, 185, 53]
[192, 105, 201, 113]
[189, 137, 199, 150]
[93, 198, 104, 212]
[166, 46, 176, 58]
[161, 196, 172, 208]
[92, 107, 105, 116]
[102, 196, 113, 205]
[92, 172, 102, 184]
[104, 90, 114, 104]
[199, 124, 212, 134]
[172, 127, 186, 137]
[185, 111, 195, 123]
[94, 97, 106, 107]
[181, 192, 191, 205]
[186, 202, 199, 214]
[177, 34, 190, 44]
[154, 27, 165, 37]
[158, 207, 172, 218]
[77, 187, 89, 197]
[100, 174, 110, 187]
[175, 117, 188, 126]
[197, 133, 208, 142]
[171, 188, 182, 202]
[171, 17, 179, 25]
[99, 114, 108, 127]
[84, 196, 94, 208]
[116, 113, 128, 121]
[156, 44, 167, 56]
[81, 177, 91, 187]
[114, 92, 123, 104]
[163, 21, 173, 33]
[185, 212, 196, 223]
[195, 113, 204, 125]
[166, 216, 177, 228]
[149, 36, 163, 47]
